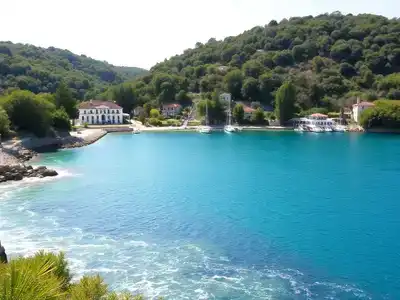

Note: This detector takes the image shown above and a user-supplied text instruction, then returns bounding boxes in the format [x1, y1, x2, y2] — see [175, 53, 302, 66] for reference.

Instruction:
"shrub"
[148, 118, 162, 126]
[52, 108, 71, 131]
[0, 250, 151, 300]
[149, 109, 160, 118]
[83, 122, 89, 128]
[0, 106, 11, 137]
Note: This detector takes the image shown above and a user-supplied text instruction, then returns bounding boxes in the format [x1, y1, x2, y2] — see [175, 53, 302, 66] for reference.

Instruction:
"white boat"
[308, 124, 324, 133]
[198, 100, 212, 134]
[324, 126, 333, 132]
[224, 96, 239, 133]
[198, 126, 212, 134]
[294, 125, 307, 132]
[224, 125, 237, 133]
[132, 127, 141, 134]
[333, 125, 347, 132]
[129, 125, 141, 134]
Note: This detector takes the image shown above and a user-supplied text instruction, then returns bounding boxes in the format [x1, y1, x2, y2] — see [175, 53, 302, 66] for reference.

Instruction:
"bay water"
[1, 132, 400, 299]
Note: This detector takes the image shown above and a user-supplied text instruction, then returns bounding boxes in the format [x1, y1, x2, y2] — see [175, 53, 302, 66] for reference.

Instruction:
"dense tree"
[275, 81, 296, 124]
[0, 107, 10, 136]
[111, 84, 136, 114]
[55, 82, 77, 120]
[149, 108, 160, 118]
[0, 42, 147, 99]
[232, 103, 244, 124]
[0, 90, 55, 136]
[252, 107, 266, 124]
[241, 77, 260, 101]
[360, 100, 400, 128]
[52, 107, 72, 131]
[224, 70, 243, 99]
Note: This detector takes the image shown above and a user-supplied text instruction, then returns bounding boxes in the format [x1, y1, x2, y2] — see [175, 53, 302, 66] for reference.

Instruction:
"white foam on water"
[0, 199, 372, 300]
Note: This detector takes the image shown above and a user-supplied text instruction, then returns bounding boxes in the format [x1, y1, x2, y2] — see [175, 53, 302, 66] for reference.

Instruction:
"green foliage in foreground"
[359, 100, 400, 128]
[0, 251, 152, 300]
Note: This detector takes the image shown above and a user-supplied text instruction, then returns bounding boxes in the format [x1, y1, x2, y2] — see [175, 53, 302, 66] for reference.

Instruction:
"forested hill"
[126, 12, 400, 111]
[0, 42, 148, 100]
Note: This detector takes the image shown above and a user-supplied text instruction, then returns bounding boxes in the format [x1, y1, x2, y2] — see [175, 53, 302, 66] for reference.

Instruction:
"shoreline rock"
[0, 164, 58, 183]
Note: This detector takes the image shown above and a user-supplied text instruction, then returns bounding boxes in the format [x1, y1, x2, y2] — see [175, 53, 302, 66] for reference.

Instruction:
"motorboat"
[294, 125, 308, 132]
[324, 126, 333, 132]
[308, 125, 324, 133]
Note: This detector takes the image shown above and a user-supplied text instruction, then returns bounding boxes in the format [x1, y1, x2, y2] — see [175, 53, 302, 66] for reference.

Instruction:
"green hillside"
[121, 12, 400, 112]
[0, 42, 148, 100]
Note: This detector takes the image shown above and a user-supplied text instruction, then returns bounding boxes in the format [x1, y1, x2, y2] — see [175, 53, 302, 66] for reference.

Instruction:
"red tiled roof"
[243, 106, 255, 113]
[310, 113, 328, 117]
[78, 100, 122, 109]
[163, 103, 182, 109]
[353, 101, 375, 107]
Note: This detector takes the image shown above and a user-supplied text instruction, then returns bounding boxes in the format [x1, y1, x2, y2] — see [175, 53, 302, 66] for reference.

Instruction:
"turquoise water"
[1, 132, 400, 299]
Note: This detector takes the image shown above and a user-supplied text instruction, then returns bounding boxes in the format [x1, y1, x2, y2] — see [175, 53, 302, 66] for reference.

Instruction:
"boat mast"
[205, 100, 209, 126]
[228, 98, 232, 126]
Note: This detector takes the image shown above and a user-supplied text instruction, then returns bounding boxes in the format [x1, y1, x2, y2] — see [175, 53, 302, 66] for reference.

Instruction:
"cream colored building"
[78, 100, 123, 125]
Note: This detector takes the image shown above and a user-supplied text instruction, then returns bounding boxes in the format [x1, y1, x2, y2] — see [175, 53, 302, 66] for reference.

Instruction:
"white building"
[161, 104, 182, 117]
[352, 99, 375, 123]
[78, 100, 124, 125]
[220, 93, 231, 103]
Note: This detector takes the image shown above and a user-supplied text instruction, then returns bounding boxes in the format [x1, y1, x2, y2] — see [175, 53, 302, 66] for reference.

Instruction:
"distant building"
[161, 103, 182, 117]
[352, 98, 375, 123]
[219, 93, 231, 103]
[133, 106, 144, 116]
[78, 100, 123, 125]
[243, 104, 256, 120]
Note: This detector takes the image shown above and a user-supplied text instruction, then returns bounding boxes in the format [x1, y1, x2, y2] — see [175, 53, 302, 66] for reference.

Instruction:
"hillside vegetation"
[115, 12, 400, 113]
[0, 42, 147, 100]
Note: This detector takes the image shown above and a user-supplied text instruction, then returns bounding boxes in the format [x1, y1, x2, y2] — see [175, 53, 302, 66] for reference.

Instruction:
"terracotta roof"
[353, 102, 375, 107]
[162, 103, 182, 109]
[78, 100, 122, 109]
[310, 113, 328, 117]
[243, 106, 255, 113]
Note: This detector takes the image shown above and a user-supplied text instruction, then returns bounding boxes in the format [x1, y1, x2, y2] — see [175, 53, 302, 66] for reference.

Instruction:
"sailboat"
[198, 100, 212, 134]
[224, 98, 238, 133]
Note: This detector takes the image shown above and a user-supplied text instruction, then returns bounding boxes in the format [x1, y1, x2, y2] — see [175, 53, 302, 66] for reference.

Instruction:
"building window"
[81, 116, 84, 121]
[84, 110, 86, 114]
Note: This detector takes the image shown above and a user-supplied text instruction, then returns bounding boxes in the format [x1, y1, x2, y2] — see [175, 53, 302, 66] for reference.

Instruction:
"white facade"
[161, 104, 182, 117]
[220, 93, 231, 103]
[78, 104, 123, 125]
[352, 102, 375, 123]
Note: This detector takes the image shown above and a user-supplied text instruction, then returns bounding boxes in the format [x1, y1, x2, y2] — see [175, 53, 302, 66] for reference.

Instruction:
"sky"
[1, 0, 399, 70]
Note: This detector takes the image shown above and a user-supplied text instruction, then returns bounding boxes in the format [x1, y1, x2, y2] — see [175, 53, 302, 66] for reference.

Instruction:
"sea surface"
[1, 132, 400, 299]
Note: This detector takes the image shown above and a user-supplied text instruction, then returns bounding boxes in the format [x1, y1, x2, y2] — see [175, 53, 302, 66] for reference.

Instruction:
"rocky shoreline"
[0, 164, 58, 183]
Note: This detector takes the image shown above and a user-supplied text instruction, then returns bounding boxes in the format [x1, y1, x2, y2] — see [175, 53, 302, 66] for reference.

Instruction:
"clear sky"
[1, 0, 399, 69]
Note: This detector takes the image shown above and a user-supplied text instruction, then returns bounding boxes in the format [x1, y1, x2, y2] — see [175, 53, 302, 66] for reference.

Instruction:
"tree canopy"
[117, 13, 400, 114]
[0, 42, 147, 100]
